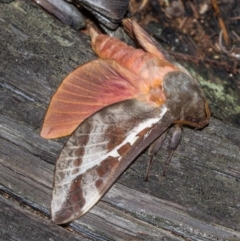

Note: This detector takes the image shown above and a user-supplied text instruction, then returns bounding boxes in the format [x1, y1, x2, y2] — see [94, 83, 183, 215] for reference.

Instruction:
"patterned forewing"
[51, 99, 169, 224]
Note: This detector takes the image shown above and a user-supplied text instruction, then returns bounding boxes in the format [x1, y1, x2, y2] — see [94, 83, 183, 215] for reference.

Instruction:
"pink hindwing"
[41, 59, 142, 139]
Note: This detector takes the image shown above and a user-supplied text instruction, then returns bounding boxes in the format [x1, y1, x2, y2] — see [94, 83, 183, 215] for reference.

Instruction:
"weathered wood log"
[0, 1, 240, 240]
[0, 196, 91, 241]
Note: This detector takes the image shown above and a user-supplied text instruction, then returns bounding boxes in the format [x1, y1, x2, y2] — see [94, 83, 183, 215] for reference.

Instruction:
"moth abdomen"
[90, 27, 147, 72]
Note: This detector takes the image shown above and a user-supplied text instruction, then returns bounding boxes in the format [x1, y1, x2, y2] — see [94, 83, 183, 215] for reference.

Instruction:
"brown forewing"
[51, 99, 172, 224]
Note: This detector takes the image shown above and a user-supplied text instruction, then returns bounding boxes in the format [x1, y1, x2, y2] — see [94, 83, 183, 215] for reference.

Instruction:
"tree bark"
[0, 1, 240, 240]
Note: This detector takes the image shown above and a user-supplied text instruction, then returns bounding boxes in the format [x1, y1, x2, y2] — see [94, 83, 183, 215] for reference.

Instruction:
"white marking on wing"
[67, 105, 168, 178]
[128, 136, 139, 145]
[52, 106, 168, 214]
[110, 149, 121, 158]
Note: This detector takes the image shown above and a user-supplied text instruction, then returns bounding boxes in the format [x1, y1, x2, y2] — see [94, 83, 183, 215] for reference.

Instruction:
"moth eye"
[186, 117, 200, 123]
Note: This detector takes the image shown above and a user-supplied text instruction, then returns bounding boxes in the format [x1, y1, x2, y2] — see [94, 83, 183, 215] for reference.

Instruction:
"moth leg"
[146, 124, 182, 181]
[162, 124, 182, 176]
[146, 131, 168, 181]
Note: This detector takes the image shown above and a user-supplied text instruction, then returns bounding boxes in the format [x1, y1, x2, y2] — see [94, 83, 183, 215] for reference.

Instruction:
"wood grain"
[0, 196, 91, 241]
[0, 0, 239, 240]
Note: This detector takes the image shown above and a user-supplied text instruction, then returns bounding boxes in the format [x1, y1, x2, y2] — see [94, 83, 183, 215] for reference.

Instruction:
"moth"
[41, 19, 210, 224]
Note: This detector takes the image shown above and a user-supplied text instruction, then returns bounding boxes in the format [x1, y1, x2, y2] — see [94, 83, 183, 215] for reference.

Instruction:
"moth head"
[163, 71, 210, 129]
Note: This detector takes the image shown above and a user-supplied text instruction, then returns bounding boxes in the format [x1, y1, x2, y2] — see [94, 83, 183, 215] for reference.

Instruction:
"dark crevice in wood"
[0, 185, 49, 217]
[0, 1, 240, 240]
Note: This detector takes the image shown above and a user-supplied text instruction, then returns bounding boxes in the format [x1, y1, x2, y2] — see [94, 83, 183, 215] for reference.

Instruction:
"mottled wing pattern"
[51, 99, 172, 224]
[41, 59, 141, 139]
